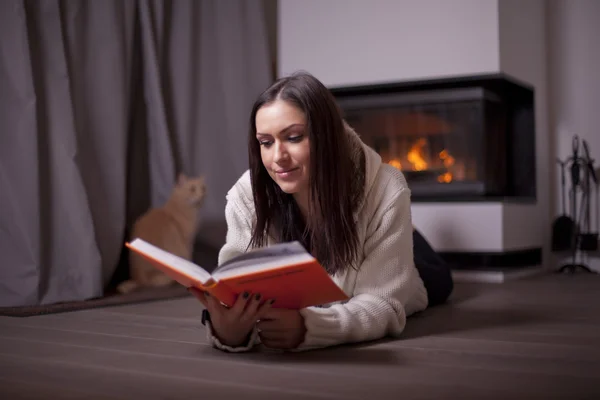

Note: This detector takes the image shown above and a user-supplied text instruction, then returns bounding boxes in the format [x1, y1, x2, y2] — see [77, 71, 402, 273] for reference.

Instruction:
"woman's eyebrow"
[257, 123, 305, 136]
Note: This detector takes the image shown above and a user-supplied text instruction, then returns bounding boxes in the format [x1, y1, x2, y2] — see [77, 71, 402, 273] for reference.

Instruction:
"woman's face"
[255, 99, 310, 196]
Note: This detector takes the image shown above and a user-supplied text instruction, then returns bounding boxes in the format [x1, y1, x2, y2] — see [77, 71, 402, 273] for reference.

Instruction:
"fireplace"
[332, 74, 536, 201]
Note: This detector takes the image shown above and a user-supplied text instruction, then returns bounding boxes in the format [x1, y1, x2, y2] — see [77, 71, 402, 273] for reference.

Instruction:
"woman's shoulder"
[363, 159, 411, 210]
[378, 164, 410, 196]
[353, 165, 408, 236]
[226, 170, 255, 211]
[358, 141, 410, 203]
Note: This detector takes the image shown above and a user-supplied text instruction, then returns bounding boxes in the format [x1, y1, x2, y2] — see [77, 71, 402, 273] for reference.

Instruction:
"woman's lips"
[275, 167, 300, 179]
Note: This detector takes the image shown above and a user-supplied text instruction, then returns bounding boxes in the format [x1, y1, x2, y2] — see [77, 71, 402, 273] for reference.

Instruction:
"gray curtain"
[0, 0, 272, 307]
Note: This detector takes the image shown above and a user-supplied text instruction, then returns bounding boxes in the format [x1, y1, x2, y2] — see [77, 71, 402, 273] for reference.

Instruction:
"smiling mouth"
[275, 167, 299, 174]
[274, 167, 300, 178]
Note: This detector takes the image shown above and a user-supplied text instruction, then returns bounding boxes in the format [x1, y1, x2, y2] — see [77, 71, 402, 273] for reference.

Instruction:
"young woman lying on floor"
[190, 72, 453, 352]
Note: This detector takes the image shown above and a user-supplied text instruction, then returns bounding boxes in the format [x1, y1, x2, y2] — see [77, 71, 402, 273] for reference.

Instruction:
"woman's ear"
[177, 173, 187, 185]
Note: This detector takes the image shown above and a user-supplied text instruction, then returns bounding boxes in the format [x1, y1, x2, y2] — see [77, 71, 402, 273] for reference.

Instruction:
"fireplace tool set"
[552, 135, 599, 273]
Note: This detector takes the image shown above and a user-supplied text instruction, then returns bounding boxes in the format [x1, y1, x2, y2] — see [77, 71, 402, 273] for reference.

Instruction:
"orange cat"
[117, 173, 207, 294]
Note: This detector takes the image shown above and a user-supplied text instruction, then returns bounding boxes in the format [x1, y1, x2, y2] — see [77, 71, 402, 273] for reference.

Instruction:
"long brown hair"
[247, 72, 360, 275]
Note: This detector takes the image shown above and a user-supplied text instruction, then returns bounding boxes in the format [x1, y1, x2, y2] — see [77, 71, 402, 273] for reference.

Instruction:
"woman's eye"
[288, 135, 304, 143]
[259, 140, 273, 147]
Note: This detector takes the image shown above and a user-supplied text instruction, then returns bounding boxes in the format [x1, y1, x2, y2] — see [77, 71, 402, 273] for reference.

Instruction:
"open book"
[125, 239, 349, 309]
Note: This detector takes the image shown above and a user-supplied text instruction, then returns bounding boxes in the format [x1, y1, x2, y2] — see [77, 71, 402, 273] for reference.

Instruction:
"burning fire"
[388, 138, 455, 183]
[407, 138, 428, 171]
[437, 149, 455, 183]
[388, 158, 402, 170]
[438, 172, 452, 183]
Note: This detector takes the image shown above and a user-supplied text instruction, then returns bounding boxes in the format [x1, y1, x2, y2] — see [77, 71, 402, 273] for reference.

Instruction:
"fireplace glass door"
[339, 87, 508, 199]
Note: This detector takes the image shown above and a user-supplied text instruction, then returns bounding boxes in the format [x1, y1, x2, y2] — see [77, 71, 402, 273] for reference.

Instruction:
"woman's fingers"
[243, 293, 264, 316]
[256, 318, 282, 332]
[256, 300, 278, 320]
[189, 289, 276, 328]
[204, 291, 225, 314]
[229, 291, 251, 317]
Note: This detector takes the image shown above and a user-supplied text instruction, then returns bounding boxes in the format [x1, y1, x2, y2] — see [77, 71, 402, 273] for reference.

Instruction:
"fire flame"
[439, 149, 455, 168]
[407, 138, 428, 171]
[387, 138, 455, 183]
[388, 159, 402, 170]
[438, 172, 452, 183]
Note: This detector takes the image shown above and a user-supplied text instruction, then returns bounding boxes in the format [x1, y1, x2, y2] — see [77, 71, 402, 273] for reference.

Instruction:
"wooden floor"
[1, 273, 600, 400]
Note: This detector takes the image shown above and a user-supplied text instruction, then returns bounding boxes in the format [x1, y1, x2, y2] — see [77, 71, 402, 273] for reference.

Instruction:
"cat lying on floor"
[117, 173, 207, 294]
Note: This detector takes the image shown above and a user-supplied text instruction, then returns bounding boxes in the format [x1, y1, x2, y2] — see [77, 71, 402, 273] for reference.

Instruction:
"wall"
[548, 0, 600, 271]
[279, 0, 500, 87]
[278, 0, 551, 268]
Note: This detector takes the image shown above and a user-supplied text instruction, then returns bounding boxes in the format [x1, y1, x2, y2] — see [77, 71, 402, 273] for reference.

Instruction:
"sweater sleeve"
[295, 187, 428, 351]
[217, 188, 253, 265]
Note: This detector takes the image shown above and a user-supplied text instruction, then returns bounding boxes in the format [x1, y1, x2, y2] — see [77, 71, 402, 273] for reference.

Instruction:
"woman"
[191, 72, 453, 352]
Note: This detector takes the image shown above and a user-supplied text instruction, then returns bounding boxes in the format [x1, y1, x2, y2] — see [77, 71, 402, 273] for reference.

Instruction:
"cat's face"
[174, 174, 206, 207]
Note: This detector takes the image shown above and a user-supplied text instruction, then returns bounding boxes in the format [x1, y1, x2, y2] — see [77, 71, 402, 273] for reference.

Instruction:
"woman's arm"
[204, 185, 262, 352]
[295, 188, 428, 351]
[217, 179, 257, 265]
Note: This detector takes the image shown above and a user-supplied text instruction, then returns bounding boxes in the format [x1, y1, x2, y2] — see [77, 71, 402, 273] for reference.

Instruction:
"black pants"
[413, 229, 454, 307]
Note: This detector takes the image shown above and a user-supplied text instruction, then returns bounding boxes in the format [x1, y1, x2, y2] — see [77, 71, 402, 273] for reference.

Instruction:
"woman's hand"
[189, 288, 273, 348]
[256, 308, 306, 349]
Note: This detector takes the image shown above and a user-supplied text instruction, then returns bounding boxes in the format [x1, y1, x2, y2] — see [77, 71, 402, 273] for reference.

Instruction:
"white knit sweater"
[206, 130, 429, 352]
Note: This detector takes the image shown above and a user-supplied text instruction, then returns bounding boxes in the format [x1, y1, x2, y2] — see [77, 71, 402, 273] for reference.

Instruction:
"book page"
[215, 241, 309, 274]
[127, 239, 212, 283]
[213, 253, 316, 280]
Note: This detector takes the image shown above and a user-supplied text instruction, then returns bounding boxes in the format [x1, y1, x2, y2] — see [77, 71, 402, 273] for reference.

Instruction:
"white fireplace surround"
[412, 202, 541, 252]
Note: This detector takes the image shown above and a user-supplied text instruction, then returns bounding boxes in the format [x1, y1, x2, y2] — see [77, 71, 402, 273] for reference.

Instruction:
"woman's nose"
[273, 142, 289, 162]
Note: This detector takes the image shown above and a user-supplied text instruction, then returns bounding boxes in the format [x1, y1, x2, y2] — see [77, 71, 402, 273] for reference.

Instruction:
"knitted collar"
[342, 121, 383, 215]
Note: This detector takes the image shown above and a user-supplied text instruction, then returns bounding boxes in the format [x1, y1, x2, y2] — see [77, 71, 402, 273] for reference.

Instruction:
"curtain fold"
[0, 0, 271, 307]
[1, 0, 45, 306]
